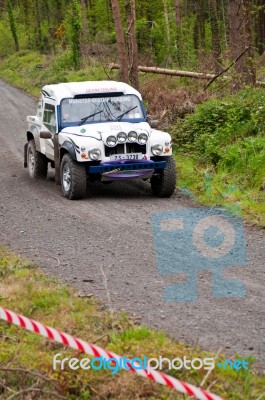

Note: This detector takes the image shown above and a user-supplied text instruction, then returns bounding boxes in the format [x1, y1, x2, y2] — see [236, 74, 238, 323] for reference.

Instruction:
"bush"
[172, 88, 265, 190]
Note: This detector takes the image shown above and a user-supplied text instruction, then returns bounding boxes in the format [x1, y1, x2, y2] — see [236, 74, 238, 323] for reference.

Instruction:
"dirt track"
[0, 79, 264, 369]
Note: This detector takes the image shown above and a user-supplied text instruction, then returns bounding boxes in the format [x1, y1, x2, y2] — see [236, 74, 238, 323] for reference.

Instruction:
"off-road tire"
[61, 154, 86, 200]
[151, 156, 176, 198]
[27, 140, 48, 179]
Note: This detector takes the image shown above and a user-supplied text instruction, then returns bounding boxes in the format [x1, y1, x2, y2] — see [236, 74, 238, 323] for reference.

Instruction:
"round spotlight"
[151, 144, 163, 156]
[89, 148, 101, 160]
[106, 135, 117, 147]
[128, 131, 138, 142]
[117, 132, 127, 143]
[138, 133, 148, 145]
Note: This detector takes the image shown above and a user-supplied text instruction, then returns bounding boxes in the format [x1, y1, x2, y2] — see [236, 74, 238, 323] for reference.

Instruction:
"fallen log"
[109, 63, 265, 86]
[109, 63, 221, 80]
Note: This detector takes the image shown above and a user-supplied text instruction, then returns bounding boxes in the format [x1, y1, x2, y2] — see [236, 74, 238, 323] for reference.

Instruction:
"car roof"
[41, 81, 142, 103]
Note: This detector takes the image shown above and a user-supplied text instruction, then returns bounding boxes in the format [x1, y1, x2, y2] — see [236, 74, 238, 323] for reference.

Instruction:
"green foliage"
[0, 0, 226, 69]
[173, 88, 265, 187]
[6, 0, 19, 51]
[0, 50, 107, 96]
[52, 49, 74, 70]
[0, 19, 13, 57]
[172, 88, 265, 225]
[70, 0, 82, 69]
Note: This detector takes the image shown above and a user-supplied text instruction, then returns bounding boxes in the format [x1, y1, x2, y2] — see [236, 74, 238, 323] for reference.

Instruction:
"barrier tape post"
[0, 307, 225, 400]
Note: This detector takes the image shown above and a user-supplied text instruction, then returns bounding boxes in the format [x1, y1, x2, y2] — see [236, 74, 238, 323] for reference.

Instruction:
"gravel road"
[0, 79, 264, 369]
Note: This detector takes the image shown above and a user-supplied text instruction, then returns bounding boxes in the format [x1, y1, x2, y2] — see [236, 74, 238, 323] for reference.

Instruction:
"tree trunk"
[208, 0, 222, 72]
[162, 0, 171, 64]
[255, 0, 265, 55]
[80, 0, 88, 51]
[7, 0, 19, 52]
[110, 63, 265, 86]
[110, 0, 129, 83]
[71, 0, 82, 69]
[193, 1, 206, 55]
[228, 0, 256, 90]
[175, 0, 181, 28]
[174, 0, 182, 67]
[125, 0, 139, 90]
[34, 0, 42, 50]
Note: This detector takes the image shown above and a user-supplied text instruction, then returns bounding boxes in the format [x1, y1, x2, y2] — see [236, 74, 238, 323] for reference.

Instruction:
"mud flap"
[24, 143, 28, 168]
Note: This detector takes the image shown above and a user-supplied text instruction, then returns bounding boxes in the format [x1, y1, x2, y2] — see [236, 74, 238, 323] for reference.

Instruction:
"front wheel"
[151, 156, 176, 198]
[27, 140, 48, 179]
[60, 154, 86, 200]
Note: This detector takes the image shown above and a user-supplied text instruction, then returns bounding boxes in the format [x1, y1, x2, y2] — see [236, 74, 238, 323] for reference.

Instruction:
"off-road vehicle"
[24, 80, 176, 200]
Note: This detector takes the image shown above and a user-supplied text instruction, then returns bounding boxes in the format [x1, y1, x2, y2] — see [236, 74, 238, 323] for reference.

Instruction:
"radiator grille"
[105, 143, 146, 157]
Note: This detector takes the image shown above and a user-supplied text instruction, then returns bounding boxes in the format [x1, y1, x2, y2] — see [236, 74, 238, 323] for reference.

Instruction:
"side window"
[43, 103, 56, 134]
[37, 95, 43, 119]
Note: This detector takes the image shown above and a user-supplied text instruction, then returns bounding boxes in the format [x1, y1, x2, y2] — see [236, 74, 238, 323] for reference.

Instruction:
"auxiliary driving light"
[106, 135, 117, 147]
[117, 132, 127, 143]
[138, 133, 148, 145]
[128, 131, 138, 142]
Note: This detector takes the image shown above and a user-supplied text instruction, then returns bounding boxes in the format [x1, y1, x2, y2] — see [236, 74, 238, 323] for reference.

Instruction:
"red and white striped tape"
[0, 307, 225, 400]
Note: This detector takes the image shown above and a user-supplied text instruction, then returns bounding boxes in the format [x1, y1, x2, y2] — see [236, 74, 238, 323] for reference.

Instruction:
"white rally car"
[24, 80, 176, 200]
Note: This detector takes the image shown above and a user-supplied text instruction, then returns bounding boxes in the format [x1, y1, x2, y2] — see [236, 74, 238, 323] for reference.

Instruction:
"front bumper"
[87, 160, 166, 179]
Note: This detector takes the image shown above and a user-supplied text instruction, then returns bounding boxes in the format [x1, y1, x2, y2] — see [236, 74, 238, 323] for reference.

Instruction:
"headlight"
[151, 144, 163, 156]
[138, 133, 148, 144]
[117, 132, 127, 143]
[89, 148, 101, 160]
[128, 131, 138, 142]
[106, 135, 117, 147]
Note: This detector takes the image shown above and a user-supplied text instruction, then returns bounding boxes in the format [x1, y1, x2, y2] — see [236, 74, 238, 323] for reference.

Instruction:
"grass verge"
[0, 50, 108, 97]
[0, 246, 265, 399]
[175, 153, 265, 227]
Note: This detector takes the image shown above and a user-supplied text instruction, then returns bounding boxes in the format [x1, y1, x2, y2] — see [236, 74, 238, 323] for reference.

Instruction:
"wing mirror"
[27, 116, 40, 124]
[40, 131, 52, 139]
[149, 119, 159, 129]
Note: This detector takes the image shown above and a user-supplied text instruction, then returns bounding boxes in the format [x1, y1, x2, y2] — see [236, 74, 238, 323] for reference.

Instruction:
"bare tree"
[228, 0, 256, 89]
[34, 0, 42, 50]
[80, 0, 88, 51]
[174, 0, 182, 66]
[162, 0, 171, 64]
[125, 0, 139, 90]
[208, 0, 222, 72]
[110, 0, 129, 83]
[255, 0, 265, 54]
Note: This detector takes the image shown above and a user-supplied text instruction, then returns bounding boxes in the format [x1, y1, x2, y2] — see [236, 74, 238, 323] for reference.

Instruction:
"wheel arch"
[60, 141, 77, 161]
[27, 127, 41, 151]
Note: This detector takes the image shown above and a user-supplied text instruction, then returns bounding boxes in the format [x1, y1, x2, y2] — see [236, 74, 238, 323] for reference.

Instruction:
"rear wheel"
[151, 156, 176, 198]
[61, 154, 86, 200]
[27, 140, 48, 179]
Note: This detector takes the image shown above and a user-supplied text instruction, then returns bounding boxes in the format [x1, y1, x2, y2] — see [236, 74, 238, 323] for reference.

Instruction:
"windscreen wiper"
[79, 110, 103, 125]
[116, 106, 137, 121]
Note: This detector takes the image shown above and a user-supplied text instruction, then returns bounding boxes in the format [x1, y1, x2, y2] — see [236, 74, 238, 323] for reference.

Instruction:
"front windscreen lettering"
[61, 95, 144, 125]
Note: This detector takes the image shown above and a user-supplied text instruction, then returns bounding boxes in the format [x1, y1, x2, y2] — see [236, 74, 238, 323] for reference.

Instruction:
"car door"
[42, 102, 56, 160]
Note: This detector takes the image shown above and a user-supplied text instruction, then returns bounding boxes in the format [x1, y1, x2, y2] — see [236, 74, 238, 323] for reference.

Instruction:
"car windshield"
[60, 94, 144, 126]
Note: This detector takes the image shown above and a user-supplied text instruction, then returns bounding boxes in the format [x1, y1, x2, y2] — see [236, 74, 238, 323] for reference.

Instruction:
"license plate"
[109, 153, 143, 161]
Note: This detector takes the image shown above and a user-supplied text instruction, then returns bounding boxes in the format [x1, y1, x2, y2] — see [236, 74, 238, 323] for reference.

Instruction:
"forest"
[0, 0, 264, 225]
[1, 0, 264, 84]
[0, 0, 265, 83]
